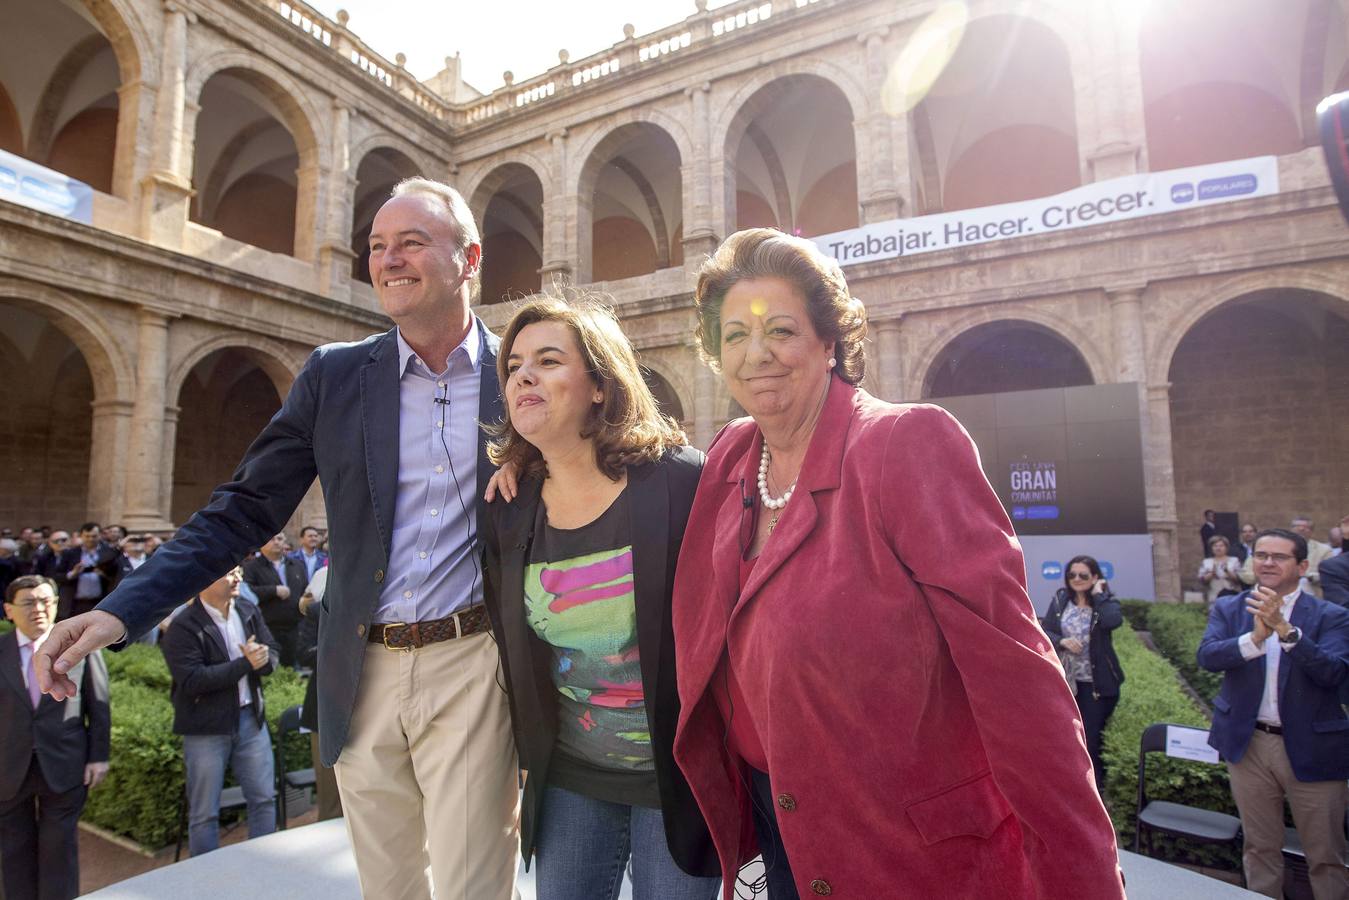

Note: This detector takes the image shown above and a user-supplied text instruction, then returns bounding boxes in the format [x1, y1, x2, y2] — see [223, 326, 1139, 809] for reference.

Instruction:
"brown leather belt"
[1254, 721, 1283, 736]
[368, 605, 491, 651]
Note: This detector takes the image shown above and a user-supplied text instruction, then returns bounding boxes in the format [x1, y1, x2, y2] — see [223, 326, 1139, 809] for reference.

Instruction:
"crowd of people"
[1, 524, 339, 898]
[3, 175, 1344, 900]
[1198, 510, 1349, 605]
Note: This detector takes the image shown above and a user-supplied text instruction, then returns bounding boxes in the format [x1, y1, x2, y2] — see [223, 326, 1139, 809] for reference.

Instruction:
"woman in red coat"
[671, 228, 1125, 899]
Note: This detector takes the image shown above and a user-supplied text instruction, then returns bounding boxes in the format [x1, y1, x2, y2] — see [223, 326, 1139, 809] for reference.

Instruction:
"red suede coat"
[672, 380, 1125, 899]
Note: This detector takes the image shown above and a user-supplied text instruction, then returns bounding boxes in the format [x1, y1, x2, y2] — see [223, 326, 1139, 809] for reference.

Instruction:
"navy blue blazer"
[1320, 552, 1349, 608]
[1196, 589, 1349, 781]
[100, 320, 502, 766]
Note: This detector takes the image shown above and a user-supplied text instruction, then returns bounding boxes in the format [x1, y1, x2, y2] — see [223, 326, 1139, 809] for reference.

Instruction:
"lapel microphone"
[740, 477, 753, 509]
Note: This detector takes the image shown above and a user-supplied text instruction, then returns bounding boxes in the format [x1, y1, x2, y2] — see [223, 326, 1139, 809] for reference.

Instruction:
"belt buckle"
[382, 622, 411, 652]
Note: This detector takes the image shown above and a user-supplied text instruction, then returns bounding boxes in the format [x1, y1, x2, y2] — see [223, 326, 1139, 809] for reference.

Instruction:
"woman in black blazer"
[1039, 555, 1125, 794]
[482, 296, 718, 900]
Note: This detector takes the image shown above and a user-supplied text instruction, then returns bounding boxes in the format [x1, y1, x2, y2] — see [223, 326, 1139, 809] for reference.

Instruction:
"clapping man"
[1197, 528, 1349, 898]
[161, 568, 279, 856]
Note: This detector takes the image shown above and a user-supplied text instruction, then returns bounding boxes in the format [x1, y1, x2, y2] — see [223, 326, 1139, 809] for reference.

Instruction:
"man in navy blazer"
[1197, 528, 1349, 899]
[1321, 515, 1349, 608]
[35, 178, 518, 899]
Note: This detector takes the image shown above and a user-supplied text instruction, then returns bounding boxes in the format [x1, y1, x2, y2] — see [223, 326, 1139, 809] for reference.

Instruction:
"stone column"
[318, 101, 356, 302]
[858, 27, 907, 222]
[1076, 4, 1148, 180]
[113, 78, 153, 202]
[540, 129, 574, 285]
[1145, 382, 1181, 602]
[1107, 285, 1175, 599]
[873, 317, 904, 402]
[123, 309, 175, 531]
[682, 82, 719, 268]
[693, 360, 718, 449]
[87, 399, 135, 526]
[294, 159, 326, 266]
[159, 405, 181, 527]
[138, 1, 196, 248]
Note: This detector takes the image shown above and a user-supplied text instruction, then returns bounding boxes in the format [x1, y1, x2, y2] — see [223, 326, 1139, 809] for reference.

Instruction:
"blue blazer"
[101, 321, 502, 766]
[1320, 552, 1349, 608]
[1196, 589, 1349, 782]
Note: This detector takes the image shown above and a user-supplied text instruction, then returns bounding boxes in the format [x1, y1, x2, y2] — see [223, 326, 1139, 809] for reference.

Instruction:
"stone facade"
[0, 0, 1346, 598]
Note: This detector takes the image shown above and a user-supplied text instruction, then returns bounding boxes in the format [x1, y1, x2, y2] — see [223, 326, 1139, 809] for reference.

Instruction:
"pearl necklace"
[758, 441, 796, 532]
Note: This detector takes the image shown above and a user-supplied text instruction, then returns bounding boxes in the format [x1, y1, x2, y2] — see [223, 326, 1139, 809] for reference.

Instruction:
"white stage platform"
[83, 819, 1255, 899]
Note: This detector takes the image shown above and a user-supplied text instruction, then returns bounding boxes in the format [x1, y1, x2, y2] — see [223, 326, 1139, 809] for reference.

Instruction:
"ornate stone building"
[0, 0, 1345, 599]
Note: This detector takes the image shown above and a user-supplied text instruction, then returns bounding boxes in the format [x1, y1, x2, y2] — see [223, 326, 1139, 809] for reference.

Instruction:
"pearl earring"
[827, 358, 837, 369]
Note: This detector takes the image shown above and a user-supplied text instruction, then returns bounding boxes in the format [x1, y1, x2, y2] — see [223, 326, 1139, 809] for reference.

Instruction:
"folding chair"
[1135, 722, 1243, 861]
[274, 703, 317, 829]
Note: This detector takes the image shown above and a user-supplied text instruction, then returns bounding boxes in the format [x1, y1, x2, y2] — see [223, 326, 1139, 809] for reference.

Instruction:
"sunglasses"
[1067, 571, 1094, 581]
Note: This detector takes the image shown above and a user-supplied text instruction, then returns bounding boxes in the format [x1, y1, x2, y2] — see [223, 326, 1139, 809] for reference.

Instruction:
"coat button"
[374, 568, 385, 583]
[810, 879, 832, 895]
[776, 793, 796, 811]
[357, 624, 366, 637]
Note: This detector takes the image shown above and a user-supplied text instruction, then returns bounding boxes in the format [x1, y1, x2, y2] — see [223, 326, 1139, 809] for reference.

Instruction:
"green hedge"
[1118, 599, 1152, 631]
[1144, 603, 1223, 703]
[82, 643, 311, 850]
[1102, 626, 1240, 869]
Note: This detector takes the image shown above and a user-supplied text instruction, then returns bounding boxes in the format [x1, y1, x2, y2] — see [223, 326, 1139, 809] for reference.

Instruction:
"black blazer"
[0, 631, 109, 800]
[161, 598, 279, 735]
[1321, 551, 1349, 608]
[101, 321, 502, 766]
[1040, 588, 1125, 697]
[483, 446, 718, 877]
[241, 554, 309, 631]
[55, 542, 120, 618]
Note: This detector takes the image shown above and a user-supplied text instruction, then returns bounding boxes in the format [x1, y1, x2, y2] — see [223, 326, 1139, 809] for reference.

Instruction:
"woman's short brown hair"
[487, 293, 687, 481]
[693, 228, 867, 385]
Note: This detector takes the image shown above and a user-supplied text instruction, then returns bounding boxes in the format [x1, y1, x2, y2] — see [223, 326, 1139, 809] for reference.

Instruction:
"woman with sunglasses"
[1039, 555, 1125, 794]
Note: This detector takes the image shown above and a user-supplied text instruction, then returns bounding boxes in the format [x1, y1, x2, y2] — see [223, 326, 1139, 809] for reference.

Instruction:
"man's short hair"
[5, 575, 56, 605]
[300, 526, 321, 538]
[1203, 509, 1215, 517]
[1291, 515, 1312, 526]
[1254, 528, 1307, 563]
[78, 521, 101, 534]
[0, 539, 17, 553]
[389, 177, 481, 254]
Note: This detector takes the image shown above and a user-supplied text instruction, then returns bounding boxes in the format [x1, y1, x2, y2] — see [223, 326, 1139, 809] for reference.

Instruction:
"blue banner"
[0, 149, 94, 224]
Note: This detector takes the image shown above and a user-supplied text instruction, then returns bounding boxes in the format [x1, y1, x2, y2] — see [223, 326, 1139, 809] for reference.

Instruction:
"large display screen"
[932, 383, 1156, 604]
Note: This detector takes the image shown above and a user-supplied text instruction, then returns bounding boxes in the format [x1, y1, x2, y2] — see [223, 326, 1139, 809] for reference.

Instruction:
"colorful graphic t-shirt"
[525, 487, 658, 806]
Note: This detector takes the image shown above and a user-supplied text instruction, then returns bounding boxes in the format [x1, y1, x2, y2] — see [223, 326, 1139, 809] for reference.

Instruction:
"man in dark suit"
[1200, 509, 1219, 560]
[162, 568, 278, 856]
[0, 575, 109, 900]
[55, 522, 120, 620]
[241, 533, 307, 667]
[1197, 528, 1349, 899]
[38, 178, 518, 899]
[1321, 515, 1349, 609]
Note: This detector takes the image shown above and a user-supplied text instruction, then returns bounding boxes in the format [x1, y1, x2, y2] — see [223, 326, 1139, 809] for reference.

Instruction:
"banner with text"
[0, 149, 94, 224]
[813, 156, 1279, 266]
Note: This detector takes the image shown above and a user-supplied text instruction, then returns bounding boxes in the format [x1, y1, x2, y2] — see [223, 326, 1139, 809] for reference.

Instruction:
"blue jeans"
[183, 707, 277, 856]
[533, 786, 720, 900]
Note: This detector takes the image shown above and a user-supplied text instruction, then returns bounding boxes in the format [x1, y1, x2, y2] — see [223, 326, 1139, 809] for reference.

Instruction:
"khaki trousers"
[1227, 730, 1348, 900]
[334, 631, 520, 900]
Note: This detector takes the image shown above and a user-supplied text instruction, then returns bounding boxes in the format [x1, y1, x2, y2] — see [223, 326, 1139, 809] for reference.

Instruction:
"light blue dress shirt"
[375, 322, 483, 624]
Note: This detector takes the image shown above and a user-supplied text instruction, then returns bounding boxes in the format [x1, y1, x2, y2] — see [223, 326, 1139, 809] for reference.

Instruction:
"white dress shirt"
[1236, 589, 1301, 727]
[202, 600, 251, 708]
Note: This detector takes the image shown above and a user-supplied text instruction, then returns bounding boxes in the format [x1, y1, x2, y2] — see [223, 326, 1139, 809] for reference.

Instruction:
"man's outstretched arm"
[37, 349, 323, 699]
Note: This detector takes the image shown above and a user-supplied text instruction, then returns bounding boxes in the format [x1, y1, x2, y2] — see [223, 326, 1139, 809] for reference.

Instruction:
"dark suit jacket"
[483, 447, 717, 876]
[1320, 552, 1349, 608]
[0, 631, 109, 800]
[241, 554, 309, 632]
[100, 320, 502, 766]
[54, 543, 120, 618]
[1197, 589, 1349, 781]
[161, 598, 278, 735]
